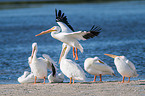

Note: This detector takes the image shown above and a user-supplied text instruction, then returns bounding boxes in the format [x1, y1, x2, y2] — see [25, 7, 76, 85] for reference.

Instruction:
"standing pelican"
[29, 43, 57, 84]
[59, 43, 86, 84]
[35, 9, 101, 60]
[104, 54, 138, 83]
[84, 57, 115, 82]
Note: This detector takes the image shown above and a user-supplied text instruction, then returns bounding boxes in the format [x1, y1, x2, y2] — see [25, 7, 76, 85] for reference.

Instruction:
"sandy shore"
[0, 80, 145, 96]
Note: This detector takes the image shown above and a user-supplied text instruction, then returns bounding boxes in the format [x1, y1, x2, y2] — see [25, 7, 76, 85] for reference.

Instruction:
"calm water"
[0, 1, 145, 84]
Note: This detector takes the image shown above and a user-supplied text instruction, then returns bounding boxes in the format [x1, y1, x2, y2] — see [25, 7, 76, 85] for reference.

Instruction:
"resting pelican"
[35, 9, 101, 60]
[84, 57, 115, 82]
[104, 54, 138, 83]
[29, 43, 56, 84]
[48, 61, 64, 83]
[17, 71, 43, 83]
[59, 43, 86, 84]
[48, 72, 64, 83]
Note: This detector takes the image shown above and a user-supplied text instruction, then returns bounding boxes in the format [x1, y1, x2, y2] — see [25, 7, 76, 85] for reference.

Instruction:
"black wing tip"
[55, 9, 75, 31]
[90, 31, 100, 36]
[90, 25, 101, 36]
[51, 63, 56, 77]
[83, 25, 101, 39]
[90, 25, 102, 32]
[83, 33, 95, 39]
[55, 9, 64, 22]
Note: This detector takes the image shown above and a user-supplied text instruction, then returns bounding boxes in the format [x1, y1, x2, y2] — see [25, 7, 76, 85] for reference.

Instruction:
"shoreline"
[1, 80, 145, 96]
[0, 0, 137, 4]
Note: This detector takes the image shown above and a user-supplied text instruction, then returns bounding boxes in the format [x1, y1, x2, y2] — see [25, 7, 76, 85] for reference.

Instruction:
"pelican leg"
[99, 74, 102, 82]
[75, 48, 78, 60]
[128, 77, 130, 83]
[73, 79, 75, 84]
[69, 77, 72, 84]
[73, 47, 75, 59]
[93, 75, 96, 82]
[43, 77, 46, 84]
[34, 76, 37, 84]
[121, 76, 125, 83]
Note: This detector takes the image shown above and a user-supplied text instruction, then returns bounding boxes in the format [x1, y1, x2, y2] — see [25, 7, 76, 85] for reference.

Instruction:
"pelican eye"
[51, 27, 55, 29]
[116, 57, 120, 60]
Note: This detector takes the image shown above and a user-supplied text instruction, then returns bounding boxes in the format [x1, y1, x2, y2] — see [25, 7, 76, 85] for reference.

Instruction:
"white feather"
[57, 22, 73, 32]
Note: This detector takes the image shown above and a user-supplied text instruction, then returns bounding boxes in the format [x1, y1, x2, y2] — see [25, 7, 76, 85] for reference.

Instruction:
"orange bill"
[35, 28, 57, 36]
[104, 54, 118, 58]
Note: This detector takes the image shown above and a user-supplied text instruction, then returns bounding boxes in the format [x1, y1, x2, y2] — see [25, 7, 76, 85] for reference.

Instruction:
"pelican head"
[94, 57, 100, 60]
[32, 42, 37, 49]
[104, 54, 127, 60]
[35, 26, 60, 36]
[104, 54, 124, 63]
[94, 57, 104, 64]
[30, 42, 37, 64]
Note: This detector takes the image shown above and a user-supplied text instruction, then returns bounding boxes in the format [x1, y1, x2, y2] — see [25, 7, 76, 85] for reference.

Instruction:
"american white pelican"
[59, 43, 86, 84]
[84, 57, 115, 82]
[29, 43, 56, 84]
[17, 71, 43, 83]
[35, 9, 101, 60]
[104, 54, 138, 83]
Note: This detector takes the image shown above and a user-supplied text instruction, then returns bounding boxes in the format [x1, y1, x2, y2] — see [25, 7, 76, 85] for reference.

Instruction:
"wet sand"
[0, 80, 145, 96]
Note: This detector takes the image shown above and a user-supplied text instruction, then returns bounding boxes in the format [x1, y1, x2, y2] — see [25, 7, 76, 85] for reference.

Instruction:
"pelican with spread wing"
[36, 9, 101, 60]
[29, 43, 57, 84]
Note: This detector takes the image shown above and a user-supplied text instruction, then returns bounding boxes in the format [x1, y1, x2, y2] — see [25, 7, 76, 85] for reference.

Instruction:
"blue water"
[0, 1, 145, 84]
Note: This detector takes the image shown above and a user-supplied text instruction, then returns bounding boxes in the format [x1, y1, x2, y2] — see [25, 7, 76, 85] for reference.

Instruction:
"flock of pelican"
[18, 9, 138, 84]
